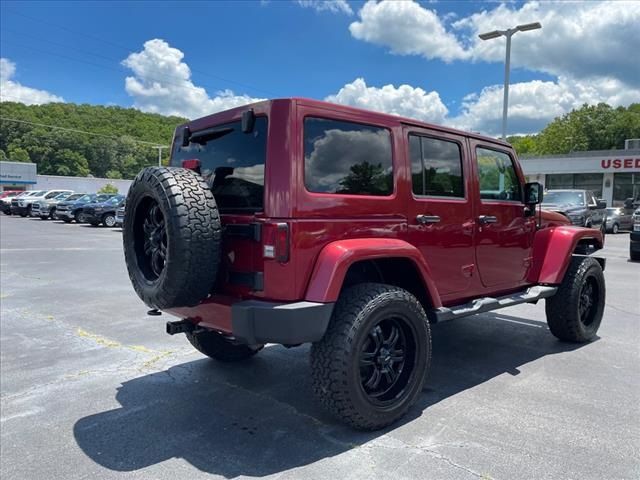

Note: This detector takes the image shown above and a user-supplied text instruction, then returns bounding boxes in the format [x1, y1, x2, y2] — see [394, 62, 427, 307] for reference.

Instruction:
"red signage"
[600, 158, 640, 169]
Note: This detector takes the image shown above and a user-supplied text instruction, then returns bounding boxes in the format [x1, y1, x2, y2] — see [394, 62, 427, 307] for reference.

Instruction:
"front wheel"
[545, 256, 605, 342]
[186, 329, 262, 362]
[611, 223, 619, 234]
[103, 214, 116, 228]
[311, 283, 431, 430]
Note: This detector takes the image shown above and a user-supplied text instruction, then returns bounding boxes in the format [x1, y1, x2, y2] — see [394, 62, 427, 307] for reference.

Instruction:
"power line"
[0, 116, 170, 147]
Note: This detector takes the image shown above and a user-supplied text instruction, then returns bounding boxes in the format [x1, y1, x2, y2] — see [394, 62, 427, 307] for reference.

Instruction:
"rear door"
[470, 142, 535, 288]
[405, 127, 475, 298]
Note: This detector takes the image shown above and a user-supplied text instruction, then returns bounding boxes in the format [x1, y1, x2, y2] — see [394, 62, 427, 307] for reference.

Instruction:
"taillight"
[263, 222, 289, 263]
[181, 159, 201, 173]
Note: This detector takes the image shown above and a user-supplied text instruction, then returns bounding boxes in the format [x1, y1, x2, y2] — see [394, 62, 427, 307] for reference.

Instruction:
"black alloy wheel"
[359, 318, 414, 405]
[136, 200, 167, 281]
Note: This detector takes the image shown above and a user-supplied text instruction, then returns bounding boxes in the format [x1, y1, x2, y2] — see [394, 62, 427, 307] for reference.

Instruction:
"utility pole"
[154, 146, 169, 166]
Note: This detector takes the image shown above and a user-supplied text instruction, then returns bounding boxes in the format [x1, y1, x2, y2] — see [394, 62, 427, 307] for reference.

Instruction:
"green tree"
[7, 145, 31, 162]
[98, 183, 118, 194]
[53, 149, 90, 176]
[105, 169, 123, 179]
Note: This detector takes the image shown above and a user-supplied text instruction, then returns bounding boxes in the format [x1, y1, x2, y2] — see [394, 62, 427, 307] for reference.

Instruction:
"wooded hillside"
[0, 102, 186, 179]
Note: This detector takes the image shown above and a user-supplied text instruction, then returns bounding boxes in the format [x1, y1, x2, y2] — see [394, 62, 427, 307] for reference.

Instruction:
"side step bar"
[434, 285, 557, 322]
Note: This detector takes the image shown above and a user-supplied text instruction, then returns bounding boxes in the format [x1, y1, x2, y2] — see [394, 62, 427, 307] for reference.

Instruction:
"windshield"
[54, 193, 71, 200]
[95, 194, 113, 203]
[171, 117, 268, 212]
[105, 196, 123, 205]
[66, 193, 85, 201]
[29, 191, 46, 196]
[76, 194, 95, 203]
[544, 191, 585, 206]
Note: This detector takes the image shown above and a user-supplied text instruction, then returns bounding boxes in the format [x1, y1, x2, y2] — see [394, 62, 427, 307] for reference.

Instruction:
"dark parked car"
[630, 208, 640, 261]
[605, 206, 635, 233]
[82, 195, 125, 227]
[115, 202, 125, 227]
[542, 189, 607, 231]
[56, 194, 114, 223]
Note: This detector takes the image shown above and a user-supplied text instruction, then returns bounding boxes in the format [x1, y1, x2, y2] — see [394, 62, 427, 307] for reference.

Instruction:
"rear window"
[171, 117, 268, 212]
[304, 118, 393, 196]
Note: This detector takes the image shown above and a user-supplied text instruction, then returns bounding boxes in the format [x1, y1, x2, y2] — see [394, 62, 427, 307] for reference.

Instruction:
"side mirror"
[524, 182, 543, 205]
[597, 200, 607, 209]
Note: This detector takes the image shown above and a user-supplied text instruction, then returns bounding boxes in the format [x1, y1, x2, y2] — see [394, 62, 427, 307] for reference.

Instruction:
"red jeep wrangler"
[123, 99, 605, 430]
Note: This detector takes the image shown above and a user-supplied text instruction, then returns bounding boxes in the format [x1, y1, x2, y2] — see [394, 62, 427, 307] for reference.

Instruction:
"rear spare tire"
[123, 167, 222, 309]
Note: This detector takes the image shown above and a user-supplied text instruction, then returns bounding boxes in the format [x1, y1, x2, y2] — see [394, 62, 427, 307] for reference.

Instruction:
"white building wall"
[33, 175, 132, 194]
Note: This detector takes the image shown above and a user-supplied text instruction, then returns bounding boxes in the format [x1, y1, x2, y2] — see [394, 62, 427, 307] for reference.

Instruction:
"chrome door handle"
[416, 215, 441, 225]
[478, 215, 498, 224]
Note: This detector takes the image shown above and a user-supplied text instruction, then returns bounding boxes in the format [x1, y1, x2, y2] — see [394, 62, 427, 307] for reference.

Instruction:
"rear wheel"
[186, 329, 262, 362]
[545, 256, 605, 342]
[311, 283, 431, 430]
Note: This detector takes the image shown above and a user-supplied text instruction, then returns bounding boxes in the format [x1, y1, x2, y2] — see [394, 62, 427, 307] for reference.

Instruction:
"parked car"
[10, 190, 73, 217]
[605, 206, 635, 233]
[115, 202, 125, 227]
[10, 190, 47, 216]
[56, 193, 114, 223]
[122, 99, 606, 430]
[33, 191, 77, 219]
[542, 189, 607, 231]
[630, 208, 640, 261]
[0, 191, 24, 215]
[82, 195, 125, 227]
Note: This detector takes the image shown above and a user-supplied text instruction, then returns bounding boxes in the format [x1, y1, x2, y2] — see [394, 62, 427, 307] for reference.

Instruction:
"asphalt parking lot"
[1, 214, 639, 480]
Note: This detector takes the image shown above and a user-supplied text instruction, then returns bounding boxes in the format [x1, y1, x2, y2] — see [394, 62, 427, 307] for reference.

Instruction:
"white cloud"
[349, 0, 467, 62]
[0, 58, 64, 105]
[122, 39, 264, 119]
[296, 0, 353, 15]
[325, 77, 449, 124]
[350, 1, 640, 87]
[451, 76, 640, 136]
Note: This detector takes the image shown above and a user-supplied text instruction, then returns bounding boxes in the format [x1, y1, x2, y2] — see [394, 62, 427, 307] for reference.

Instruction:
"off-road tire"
[186, 329, 263, 362]
[310, 283, 431, 430]
[123, 167, 222, 310]
[545, 256, 605, 342]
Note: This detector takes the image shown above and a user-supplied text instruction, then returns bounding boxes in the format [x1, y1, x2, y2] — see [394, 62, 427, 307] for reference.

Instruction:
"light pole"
[479, 22, 541, 140]
[154, 145, 169, 166]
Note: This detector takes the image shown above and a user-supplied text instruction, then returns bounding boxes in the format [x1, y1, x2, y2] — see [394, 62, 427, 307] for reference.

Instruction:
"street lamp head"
[516, 22, 542, 32]
[479, 30, 503, 40]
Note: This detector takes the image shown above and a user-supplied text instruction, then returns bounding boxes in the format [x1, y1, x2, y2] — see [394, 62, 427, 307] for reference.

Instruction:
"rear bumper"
[231, 300, 334, 344]
[167, 298, 334, 345]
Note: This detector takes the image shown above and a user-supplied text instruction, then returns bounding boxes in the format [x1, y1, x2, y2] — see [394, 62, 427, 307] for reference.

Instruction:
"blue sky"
[1, 1, 638, 136]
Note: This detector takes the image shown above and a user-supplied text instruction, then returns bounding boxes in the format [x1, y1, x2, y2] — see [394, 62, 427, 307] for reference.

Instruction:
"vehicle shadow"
[74, 310, 585, 477]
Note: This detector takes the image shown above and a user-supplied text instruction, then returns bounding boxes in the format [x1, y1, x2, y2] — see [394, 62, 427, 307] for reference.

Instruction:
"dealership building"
[521, 147, 640, 206]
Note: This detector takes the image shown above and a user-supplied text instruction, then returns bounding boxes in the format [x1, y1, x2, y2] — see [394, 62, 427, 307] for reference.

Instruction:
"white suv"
[11, 190, 73, 217]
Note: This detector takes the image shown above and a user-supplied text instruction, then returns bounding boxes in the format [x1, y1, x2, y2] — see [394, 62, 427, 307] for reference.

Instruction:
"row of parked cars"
[0, 189, 126, 227]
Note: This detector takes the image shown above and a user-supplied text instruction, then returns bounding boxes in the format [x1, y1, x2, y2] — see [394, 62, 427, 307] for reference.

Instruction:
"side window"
[409, 135, 464, 198]
[476, 147, 522, 201]
[304, 117, 393, 196]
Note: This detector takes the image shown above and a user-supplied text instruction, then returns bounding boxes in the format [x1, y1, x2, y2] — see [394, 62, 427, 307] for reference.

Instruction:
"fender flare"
[527, 226, 604, 284]
[304, 238, 442, 308]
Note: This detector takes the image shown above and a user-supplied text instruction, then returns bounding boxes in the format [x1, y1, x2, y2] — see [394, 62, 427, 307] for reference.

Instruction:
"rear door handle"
[478, 215, 498, 224]
[416, 215, 441, 225]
